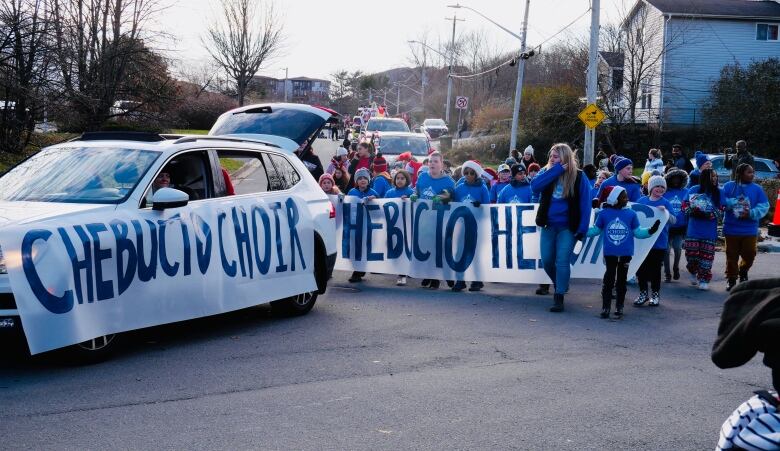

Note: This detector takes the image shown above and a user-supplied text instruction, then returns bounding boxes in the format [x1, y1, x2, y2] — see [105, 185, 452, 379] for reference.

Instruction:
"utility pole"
[509, 0, 531, 155]
[283, 67, 289, 102]
[396, 84, 401, 115]
[584, 0, 600, 166]
[444, 14, 464, 127]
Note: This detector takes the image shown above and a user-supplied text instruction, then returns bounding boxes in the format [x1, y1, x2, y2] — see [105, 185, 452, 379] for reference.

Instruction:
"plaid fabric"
[684, 238, 716, 282]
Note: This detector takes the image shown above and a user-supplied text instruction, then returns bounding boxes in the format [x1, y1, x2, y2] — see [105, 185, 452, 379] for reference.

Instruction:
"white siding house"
[621, 0, 780, 127]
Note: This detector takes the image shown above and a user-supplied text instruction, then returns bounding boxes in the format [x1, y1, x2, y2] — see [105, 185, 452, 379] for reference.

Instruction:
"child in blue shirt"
[346, 167, 378, 283]
[683, 168, 724, 290]
[587, 186, 660, 318]
[662, 168, 689, 282]
[498, 164, 532, 203]
[385, 169, 414, 287]
[451, 161, 490, 292]
[596, 156, 642, 202]
[634, 176, 676, 307]
[722, 163, 770, 290]
[490, 164, 512, 203]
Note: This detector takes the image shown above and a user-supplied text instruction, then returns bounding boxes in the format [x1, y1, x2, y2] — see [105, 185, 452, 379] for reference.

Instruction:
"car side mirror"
[152, 187, 189, 210]
[413, 126, 421, 133]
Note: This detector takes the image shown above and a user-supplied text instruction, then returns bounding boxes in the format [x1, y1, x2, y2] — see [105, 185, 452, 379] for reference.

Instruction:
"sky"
[154, 0, 629, 81]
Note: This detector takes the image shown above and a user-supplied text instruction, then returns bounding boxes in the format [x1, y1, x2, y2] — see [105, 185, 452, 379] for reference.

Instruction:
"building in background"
[248, 75, 331, 104]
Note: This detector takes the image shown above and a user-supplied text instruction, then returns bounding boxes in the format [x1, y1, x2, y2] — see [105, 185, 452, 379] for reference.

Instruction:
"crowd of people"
[311, 137, 771, 318]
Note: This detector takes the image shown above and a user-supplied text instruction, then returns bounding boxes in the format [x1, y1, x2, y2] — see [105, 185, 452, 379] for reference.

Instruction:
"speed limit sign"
[455, 96, 469, 110]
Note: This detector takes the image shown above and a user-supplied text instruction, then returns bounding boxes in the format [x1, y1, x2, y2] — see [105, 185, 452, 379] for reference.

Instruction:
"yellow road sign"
[578, 103, 606, 129]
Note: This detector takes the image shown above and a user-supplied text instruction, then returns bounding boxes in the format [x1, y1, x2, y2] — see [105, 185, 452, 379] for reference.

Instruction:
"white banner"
[333, 197, 668, 283]
[0, 195, 316, 354]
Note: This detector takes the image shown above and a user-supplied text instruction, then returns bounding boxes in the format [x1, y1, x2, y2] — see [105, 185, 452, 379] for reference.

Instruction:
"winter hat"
[397, 151, 413, 162]
[614, 156, 633, 174]
[462, 160, 491, 180]
[355, 167, 371, 181]
[695, 151, 709, 169]
[527, 163, 541, 173]
[711, 278, 780, 392]
[648, 175, 667, 192]
[606, 185, 626, 206]
[641, 171, 653, 187]
[511, 163, 527, 178]
[484, 168, 497, 181]
[318, 173, 335, 185]
[372, 154, 388, 173]
[505, 157, 517, 166]
[497, 164, 511, 173]
[524, 145, 534, 156]
[609, 154, 620, 166]
[336, 146, 348, 157]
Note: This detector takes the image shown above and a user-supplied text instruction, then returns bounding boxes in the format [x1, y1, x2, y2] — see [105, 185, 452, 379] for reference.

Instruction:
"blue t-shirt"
[530, 164, 592, 234]
[454, 181, 490, 203]
[371, 175, 392, 198]
[685, 186, 724, 240]
[347, 187, 379, 199]
[595, 207, 641, 257]
[384, 186, 414, 198]
[637, 196, 673, 250]
[490, 181, 510, 203]
[415, 172, 456, 199]
[597, 175, 642, 202]
[664, 187, 689, 230]
[722, 181, 770, 236]
[497, 182, 532, 203]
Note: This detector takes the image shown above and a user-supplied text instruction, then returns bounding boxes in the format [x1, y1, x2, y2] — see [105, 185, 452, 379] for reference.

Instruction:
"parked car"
[372, 132, 431, 163]
[418, 118, 449, 139]
[689, 154, 780, 184]
[360, 117, 409, 138]
[0, 104, 338, 361]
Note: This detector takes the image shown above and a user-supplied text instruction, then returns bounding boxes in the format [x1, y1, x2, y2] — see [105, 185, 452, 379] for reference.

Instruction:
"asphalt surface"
[0, 137, 774, 449]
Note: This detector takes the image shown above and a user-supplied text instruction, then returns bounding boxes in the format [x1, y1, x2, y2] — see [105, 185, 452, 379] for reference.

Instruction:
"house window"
[640, 85, 652, 109]
[756, 23, 779, 41]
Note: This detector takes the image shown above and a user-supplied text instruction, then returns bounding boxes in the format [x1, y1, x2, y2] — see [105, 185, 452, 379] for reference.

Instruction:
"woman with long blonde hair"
[530, 143, 593, 312]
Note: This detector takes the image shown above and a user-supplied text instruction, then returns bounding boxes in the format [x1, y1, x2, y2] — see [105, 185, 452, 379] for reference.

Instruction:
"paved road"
[1, 248, 774, 449]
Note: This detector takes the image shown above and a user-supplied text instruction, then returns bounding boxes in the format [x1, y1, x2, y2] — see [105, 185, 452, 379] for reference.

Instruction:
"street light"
[448, 2, 531, 156]
[408, 40, 454, 124]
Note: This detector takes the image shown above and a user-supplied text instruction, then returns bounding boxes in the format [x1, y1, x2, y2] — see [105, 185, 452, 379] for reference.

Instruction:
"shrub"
[471, 103, 512, 134]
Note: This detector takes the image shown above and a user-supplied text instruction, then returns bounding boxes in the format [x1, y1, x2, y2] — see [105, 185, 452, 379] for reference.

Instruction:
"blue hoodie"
[587, 206, 651, 257]
[685, 186, 724, 240]
[454, 179, 490, 204]
[637, 195, 674, 250]
[371, 175, 392, 197]
[531, 164, 593, 235]
[497, 180, 532, 203]
[722, 181, 770, 236]
[597, 175, 642, 202]
[384, 186, 414, 199]
[663, 168, 690, 231]
[490, 180, 511, 203]
[347, 187, 379, 199]
[415, 172, 455, 199]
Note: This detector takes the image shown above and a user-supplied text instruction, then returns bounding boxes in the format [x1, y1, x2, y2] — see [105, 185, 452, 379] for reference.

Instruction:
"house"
[248, 75, 331, 103]
[598, 51, 625, 105]
[620, 0, 780, 127]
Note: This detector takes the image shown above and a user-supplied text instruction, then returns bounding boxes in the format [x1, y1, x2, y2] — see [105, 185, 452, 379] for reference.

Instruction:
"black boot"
[550, 293, 564, 313]
[600, 285, 611, 318]
[739, 269, 748, 283]
[614, 289, 625, 318]
[535, 284, 550, 295]
[727, 278, 737, 291]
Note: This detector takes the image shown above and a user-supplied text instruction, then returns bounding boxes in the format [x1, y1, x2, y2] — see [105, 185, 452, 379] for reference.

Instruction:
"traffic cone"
[769, 189, 780, 237]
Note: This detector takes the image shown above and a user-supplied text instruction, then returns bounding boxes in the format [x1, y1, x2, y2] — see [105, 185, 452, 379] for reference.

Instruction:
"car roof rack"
[70, 131, 174, 142]
[173, 135, 280, 148]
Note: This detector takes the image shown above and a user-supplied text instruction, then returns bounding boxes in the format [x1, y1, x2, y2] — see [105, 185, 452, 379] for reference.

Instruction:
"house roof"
[599, 51, 624, 69]
[644, 0, 780, 18]
[290, 76, 330, 82]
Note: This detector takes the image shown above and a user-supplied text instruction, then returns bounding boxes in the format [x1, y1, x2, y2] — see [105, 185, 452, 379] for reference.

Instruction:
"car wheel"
[63, 334, 121, 364]
[271, 291, 318, 316]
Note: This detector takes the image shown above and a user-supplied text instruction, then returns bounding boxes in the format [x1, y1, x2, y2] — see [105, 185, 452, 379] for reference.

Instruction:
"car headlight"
[0, 246, 6, 274]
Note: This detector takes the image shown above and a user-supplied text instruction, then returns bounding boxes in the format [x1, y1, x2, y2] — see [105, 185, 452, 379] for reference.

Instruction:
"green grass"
[219, 157, 243, 173]
[170, 129, 208, 135]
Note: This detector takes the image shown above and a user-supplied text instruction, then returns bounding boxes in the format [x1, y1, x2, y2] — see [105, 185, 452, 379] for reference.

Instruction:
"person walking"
[683, 168, 724, 290]
[294, 139, 324, 182]
[671, 144, 694, 172]
[688, 151, 712, 188]
[451, 161, 490, 292]
[644, 148, 665, 174]
[662, 168, 689, 282]
[346, 168, 378, 284]
[531, 143, 593, 312]
[634, 176, 676, 307]
[385, 170, 415, 287]
[348, 142, 374, 188]
[596, 155, 642, 202]
[722, 164, 770, 290]
[724, 140, 755, 181]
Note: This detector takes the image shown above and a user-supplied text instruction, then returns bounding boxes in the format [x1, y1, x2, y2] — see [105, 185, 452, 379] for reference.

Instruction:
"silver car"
[691, 154, 779, 184]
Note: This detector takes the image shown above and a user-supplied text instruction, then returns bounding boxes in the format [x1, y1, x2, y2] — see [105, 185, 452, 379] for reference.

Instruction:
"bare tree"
[204, 0, 284, 107]
[175, 60, 221, 99]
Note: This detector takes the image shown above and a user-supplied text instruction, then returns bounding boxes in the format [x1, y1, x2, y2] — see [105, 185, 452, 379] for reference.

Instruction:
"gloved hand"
[592, 198, 600, 209]
[472, 201, 481, 208]
[409, 194, 418, 202]
[574, 232, 585, 242]
[648, 219, 661, 235]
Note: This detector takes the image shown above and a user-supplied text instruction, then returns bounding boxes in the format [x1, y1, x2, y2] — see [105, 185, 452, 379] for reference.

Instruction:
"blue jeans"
[540, 226, 576, 295]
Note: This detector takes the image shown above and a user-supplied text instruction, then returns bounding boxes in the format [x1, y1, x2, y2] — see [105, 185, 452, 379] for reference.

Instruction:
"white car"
[418, 118, 448, 139]
[373, 132, 431, 164]
[0, 104, 337, 361]
[359, 117, 410, 142]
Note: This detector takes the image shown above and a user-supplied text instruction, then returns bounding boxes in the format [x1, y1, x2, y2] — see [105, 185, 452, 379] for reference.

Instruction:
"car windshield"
[210, 106, 325, 144]
[366, 119, 410, 132]
[424, 119, 446, 127]
[378, 136, 429, 156]
[0, 146, 159, 203]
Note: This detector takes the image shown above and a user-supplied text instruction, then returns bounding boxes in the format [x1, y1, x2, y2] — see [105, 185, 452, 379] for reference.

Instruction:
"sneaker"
[549, 294, 564, 313]
[348, 273, 363, 283]
[649, 292, 660, 306]
[421, 279, 431, 288]
[429, 280, 440, 290]
[396, 276, 407, 286]
[451, 281, 467, 292]
[633, 291, 649, 306]
[673, 268, 680, 280]
[613, 309, 624, 318]
[535, 285, 550, 295]
[664, 273, 672, 283]
[468, 282, 484, 291]
[697, 281, 709, 290]
[689, 273, 698, 286]
[726, 279, 736, 291]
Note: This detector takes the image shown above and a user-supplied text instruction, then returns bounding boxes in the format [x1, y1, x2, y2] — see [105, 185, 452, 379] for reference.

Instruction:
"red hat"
[372, 154, 388, 173]
[527, 163, 541, 173]
[598, 185, 614, 206]
[427, 147, 436, 155]
[397, 151, 413, 162]
[484, 167, 498, 180]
